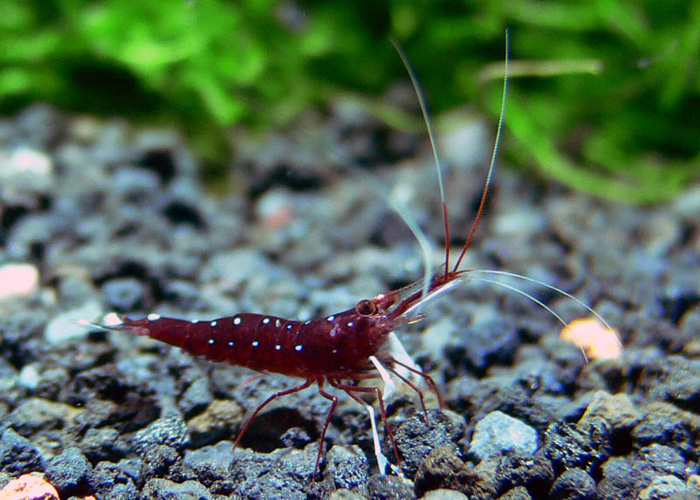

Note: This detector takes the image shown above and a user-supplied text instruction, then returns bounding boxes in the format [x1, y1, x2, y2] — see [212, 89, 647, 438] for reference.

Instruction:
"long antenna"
[453, 30, 510, 273]
[391, 38, 451, 283]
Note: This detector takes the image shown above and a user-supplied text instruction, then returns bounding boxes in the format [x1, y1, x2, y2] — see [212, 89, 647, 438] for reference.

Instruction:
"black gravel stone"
[549, 468, 596, 500]
[414, 445, 476, 497]
[178, 377, 213, 418]
[139, 444, 191, 484]
[445, 317, 519, 374]
[496, 453, 555, 497]
[133, 415, 190, 456]
[395, 409, 462, 478]
[543, 418, 612, 474]
[323, 445, 369, 494]
[102, 277, 146, 312]
[367, 474, 416, 500]
[45, 447, 91, 498]
[0, 427, 44, 474]
[141, 477, 213, 500]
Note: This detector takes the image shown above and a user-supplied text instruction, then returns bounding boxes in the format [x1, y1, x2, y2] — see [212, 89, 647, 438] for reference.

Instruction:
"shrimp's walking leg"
[389, 357, 445, 409]
[315, 384, 338, 479]
[233, 378, 314, 452]
[329, 379, 400, 472]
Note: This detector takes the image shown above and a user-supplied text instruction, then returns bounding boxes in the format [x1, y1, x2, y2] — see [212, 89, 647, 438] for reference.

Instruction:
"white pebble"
[0, 263, 40, 300]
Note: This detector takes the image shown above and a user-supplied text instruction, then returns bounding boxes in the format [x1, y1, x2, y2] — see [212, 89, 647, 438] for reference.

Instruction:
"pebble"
[323, 445, 369, 493]
[0, 263, 39, 300]
[44, 447, 91, 498]
[141, 478, 212, 500]
[0, 428, 44, 475]
[496, 454, 555, 496]
[101, 277, 146, 312]
[420, 489, 470, 500]
[468, 411, 538, 462]
[414, 446, 473, 498]
[549, 468, 597, 500]
[0, 473, 59, 500]
[186, 400, 243, 448]
[579, 390, 641, 431]
[637, 474, 691, 500]
[43, 300, 103, 344]
[544, 418, 612, 474]
[133, 415, 190, 456]
[395, 410, 463, 477]
[178, 377, 213, 418]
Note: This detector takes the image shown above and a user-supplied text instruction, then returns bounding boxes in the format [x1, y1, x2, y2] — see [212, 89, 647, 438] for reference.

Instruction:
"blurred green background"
[1, 0, 698, 203]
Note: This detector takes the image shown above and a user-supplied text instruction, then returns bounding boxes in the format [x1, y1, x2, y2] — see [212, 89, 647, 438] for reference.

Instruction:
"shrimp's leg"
[330, 379, 400, 472]
[389, 357, 445, 409]
[232, 378, 314, 452]
[315, 383, 338, 479]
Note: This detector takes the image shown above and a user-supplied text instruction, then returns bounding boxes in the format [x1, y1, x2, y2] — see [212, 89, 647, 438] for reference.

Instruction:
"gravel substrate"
[0, 101, 699, 500]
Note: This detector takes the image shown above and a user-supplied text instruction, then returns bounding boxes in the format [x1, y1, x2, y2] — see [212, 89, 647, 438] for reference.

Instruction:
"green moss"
[0, 0, 697, 202]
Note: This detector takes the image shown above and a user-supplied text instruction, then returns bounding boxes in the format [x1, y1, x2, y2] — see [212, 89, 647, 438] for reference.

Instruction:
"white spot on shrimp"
[208, 339, 215, 345]
[228, 341, 234, 347]
[147, 313, 161, 321]
[332, 349, 338, 355]
[262, 317, 270, 324]
[304, 320, 311, 325]
[275, 319, 281, 328]
[252, 341, 259, 347]
[327, 315, 335, 322]
[295, 345, 303, 352]
[275, 344, 281, 350]
[210, 320, 218, 327]
[347, 321, 354, 328]
[287, 324, 293, 330]
[233, 317, 242, 326]
[192, 319, 200, 324]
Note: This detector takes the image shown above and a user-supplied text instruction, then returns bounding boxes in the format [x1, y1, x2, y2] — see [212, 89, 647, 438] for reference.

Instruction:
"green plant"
[1, 0, 697, 202]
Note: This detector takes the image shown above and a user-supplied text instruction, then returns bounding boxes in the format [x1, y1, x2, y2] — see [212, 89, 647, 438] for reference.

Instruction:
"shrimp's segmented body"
[122, 306, 402, 378]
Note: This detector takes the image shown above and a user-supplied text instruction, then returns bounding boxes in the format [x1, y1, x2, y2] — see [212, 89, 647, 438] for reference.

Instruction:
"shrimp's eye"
[355, 299, 377, 317]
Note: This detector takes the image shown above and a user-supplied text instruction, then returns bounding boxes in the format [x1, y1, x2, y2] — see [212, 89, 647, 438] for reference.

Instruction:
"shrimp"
[95, 33, 615, 479]
[93, 37, 510, 480]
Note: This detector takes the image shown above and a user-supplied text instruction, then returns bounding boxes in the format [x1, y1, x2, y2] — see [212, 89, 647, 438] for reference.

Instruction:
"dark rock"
[395, 409, 462, 478]
[141, 477, 213, 500]
[102, 277, 146, 312]
[323, 445, 368, 494]
[139, 444, 190, 484]
[366, 474, 416, 500]
[637, 474, 693, 500]
[414, 446, 476, 497]
[543, 418, 612, 474]
[0, 427, 44, 474]
[496, 453, 555, 497]
[637, 444, 687, 479]
[228, 445, 323, 499]
[631, 402, 696, 457]
[80, 427, 129, 463]
[445, 317, 519, 373]
[598, 453, 693, 500]
[134, 414, 190, 457]
[179, 377, 213, 418]
[497, 486, 532, 500]
[45, 447, 91, 498]
[549, 468, 596, 500]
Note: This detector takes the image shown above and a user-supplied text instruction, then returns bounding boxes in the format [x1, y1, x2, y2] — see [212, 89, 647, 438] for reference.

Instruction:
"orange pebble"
[0, 474, 59, 500]
[561, 317, 622, 360]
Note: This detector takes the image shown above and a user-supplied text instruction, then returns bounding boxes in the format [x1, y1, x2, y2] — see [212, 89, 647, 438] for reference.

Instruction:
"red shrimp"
[101, 38, 511, 479]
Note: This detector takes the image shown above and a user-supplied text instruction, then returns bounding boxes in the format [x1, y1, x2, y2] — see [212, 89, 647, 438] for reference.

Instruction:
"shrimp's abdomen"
[118, 309, 392, 378]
